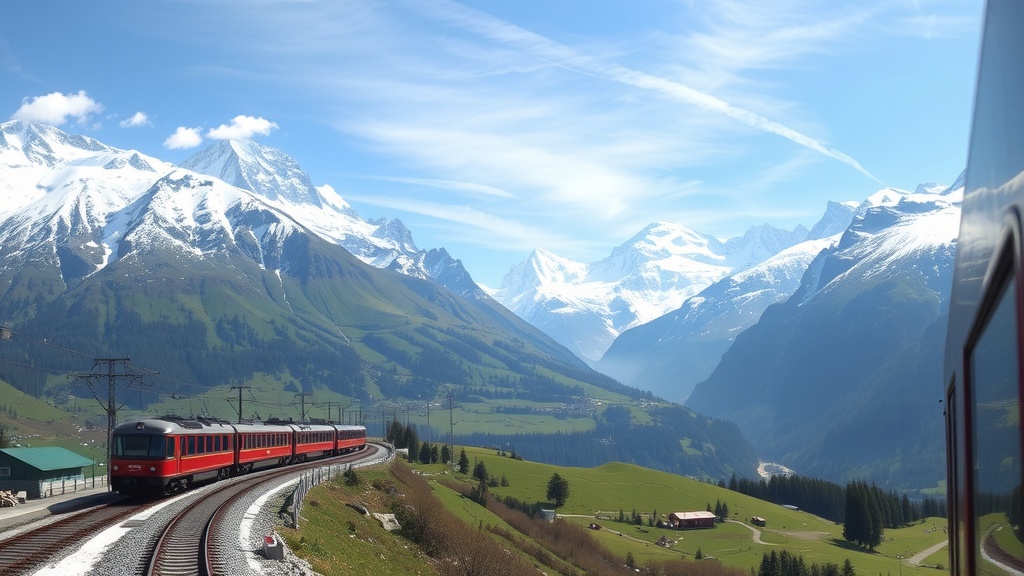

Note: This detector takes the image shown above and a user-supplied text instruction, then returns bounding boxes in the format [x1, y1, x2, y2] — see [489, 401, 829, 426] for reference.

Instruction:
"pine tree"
[457, 448, 470, 474]
[387, 419, 404, 447]
[405, 426, 420, 462]
[473, 460, 488, 482]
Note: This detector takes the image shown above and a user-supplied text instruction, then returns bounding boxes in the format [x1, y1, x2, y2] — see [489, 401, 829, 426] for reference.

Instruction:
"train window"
[186, 436, 196, 456]
[967, 274, 1024, 573]
[166, 437, 175, 459]
[113, 435, 167, 459]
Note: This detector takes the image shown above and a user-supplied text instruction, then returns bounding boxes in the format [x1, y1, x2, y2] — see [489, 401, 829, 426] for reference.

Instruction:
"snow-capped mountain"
[596, 231, 847, 403]
[0, 120, 495, 319]
[0, 120, 760, 482]
[684, 179, 962, 488]
[180, 139, 487, 300]
[493, 220, 809, 362]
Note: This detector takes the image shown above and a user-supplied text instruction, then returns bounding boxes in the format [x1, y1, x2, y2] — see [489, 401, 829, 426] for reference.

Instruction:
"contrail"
[418, 0, 880, 183]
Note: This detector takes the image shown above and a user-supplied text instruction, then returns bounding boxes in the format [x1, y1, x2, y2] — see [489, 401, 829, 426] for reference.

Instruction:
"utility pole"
[71, 358, 141, 487]
[425, 400, 431, 443]
[230, 385, 251, 423]
[447, 389, 455, 471]
[294, 393, 314, 422]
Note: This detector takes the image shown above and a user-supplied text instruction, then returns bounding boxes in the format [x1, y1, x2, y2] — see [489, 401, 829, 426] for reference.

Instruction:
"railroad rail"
[148, 445, 382, 576]
[0, 500, 144, 575]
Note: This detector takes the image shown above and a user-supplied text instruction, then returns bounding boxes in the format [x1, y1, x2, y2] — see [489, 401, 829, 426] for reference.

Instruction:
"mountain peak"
[0, 120, 112, 168]
[180, 139, 323, 206]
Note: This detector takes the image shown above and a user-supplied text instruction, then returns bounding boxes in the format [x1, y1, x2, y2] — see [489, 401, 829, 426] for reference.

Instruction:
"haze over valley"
[0, 119, 959, 492]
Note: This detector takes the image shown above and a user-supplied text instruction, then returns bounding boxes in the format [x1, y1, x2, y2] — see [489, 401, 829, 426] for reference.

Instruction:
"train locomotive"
[944, 1, 1024, 574]
[109, 416, 367, 494]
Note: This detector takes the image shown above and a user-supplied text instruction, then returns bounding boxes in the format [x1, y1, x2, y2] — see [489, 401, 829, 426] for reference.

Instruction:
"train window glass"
[187, 436, 196, 456]
[968, 275, 1023, 572]
[214, 436, 220, 452]
[113, 435, 158, 458]
[147, 436, 165, 458]
[166, 438, 175, 459]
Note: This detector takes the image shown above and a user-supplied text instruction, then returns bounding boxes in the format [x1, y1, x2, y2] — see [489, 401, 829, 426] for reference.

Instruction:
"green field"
[287, 446, 951, 576]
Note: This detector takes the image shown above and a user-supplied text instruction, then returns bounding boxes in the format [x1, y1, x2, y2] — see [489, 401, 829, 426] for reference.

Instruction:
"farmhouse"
[668, 511, 717, 529]
[751, 516, 767, 527]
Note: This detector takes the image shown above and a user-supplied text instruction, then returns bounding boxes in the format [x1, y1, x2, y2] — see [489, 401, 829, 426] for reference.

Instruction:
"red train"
[109, 416, 367, 494]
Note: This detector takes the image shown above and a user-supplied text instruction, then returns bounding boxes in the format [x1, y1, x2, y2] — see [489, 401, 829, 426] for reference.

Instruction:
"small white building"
[540, 509, 556, 522]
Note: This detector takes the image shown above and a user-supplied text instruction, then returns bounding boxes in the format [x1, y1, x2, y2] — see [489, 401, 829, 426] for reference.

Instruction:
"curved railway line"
[0, 442, 387, 576]
[0, 500, 143, 575]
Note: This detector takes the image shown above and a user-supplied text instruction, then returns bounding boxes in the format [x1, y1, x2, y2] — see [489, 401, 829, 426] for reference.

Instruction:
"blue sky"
[1, 0, 982, 287]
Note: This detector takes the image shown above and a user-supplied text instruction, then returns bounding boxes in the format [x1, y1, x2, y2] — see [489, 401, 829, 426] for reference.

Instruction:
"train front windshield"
[113, 434, 173, 459]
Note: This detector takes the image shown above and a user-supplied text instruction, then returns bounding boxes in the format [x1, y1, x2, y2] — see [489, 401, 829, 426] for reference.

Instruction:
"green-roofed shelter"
[0, 447, 95, 499]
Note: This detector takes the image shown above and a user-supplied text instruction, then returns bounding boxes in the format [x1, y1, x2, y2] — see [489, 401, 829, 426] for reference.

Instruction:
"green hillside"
[0, 378, 107, 472]
[0, 218, 759, 480]
[287, 449, 950, 576]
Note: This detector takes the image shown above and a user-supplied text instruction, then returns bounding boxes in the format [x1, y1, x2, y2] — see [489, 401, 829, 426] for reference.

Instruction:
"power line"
[69, 357, 143, 487]
[0, 326, 95, 360]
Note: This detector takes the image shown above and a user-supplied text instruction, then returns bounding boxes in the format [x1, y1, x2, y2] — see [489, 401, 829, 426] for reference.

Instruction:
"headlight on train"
[112, 465, 118, 471]
[150, 467, 156, 472]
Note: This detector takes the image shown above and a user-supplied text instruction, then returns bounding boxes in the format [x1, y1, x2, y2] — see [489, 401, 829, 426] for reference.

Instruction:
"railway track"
[0, 500, 145, 575]
[148, 445, 381, 576]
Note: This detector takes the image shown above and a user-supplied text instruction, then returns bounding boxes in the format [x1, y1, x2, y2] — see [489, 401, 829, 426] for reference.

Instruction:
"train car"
[333, 424, 367, 454]
[943, 1, 1024, 574]
[292, 422, 338, 461]
[110, 417, 236, 494]
[234, 420, 296, 473]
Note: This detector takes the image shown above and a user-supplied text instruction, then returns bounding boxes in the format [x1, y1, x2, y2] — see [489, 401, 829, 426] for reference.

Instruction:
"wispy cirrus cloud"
[362, 176, 517, 200]
[345, 193, 596, 255]
[411, 0, 878, 182]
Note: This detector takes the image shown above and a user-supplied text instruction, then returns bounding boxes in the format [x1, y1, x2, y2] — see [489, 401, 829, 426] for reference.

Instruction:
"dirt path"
[725, 519, 777, 545]
[906, 539, 947, 566]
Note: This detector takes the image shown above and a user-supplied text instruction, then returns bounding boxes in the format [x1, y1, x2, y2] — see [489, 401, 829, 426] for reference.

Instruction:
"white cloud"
[163, 126, 204, 149]
[347, 194, 589, 254]
[365, 176, 517, 199]
[206, 115, 278, 140]
[414, 0, 879, 181]
[119, 111, 150, 128]
[11, 90, 102, 125]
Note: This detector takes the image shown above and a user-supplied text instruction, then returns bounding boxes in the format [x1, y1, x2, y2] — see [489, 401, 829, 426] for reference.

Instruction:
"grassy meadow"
[287, 446, 950, 576]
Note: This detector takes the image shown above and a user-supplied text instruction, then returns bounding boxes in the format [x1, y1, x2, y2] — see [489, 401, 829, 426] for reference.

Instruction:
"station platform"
[0, 486, 125, 532]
